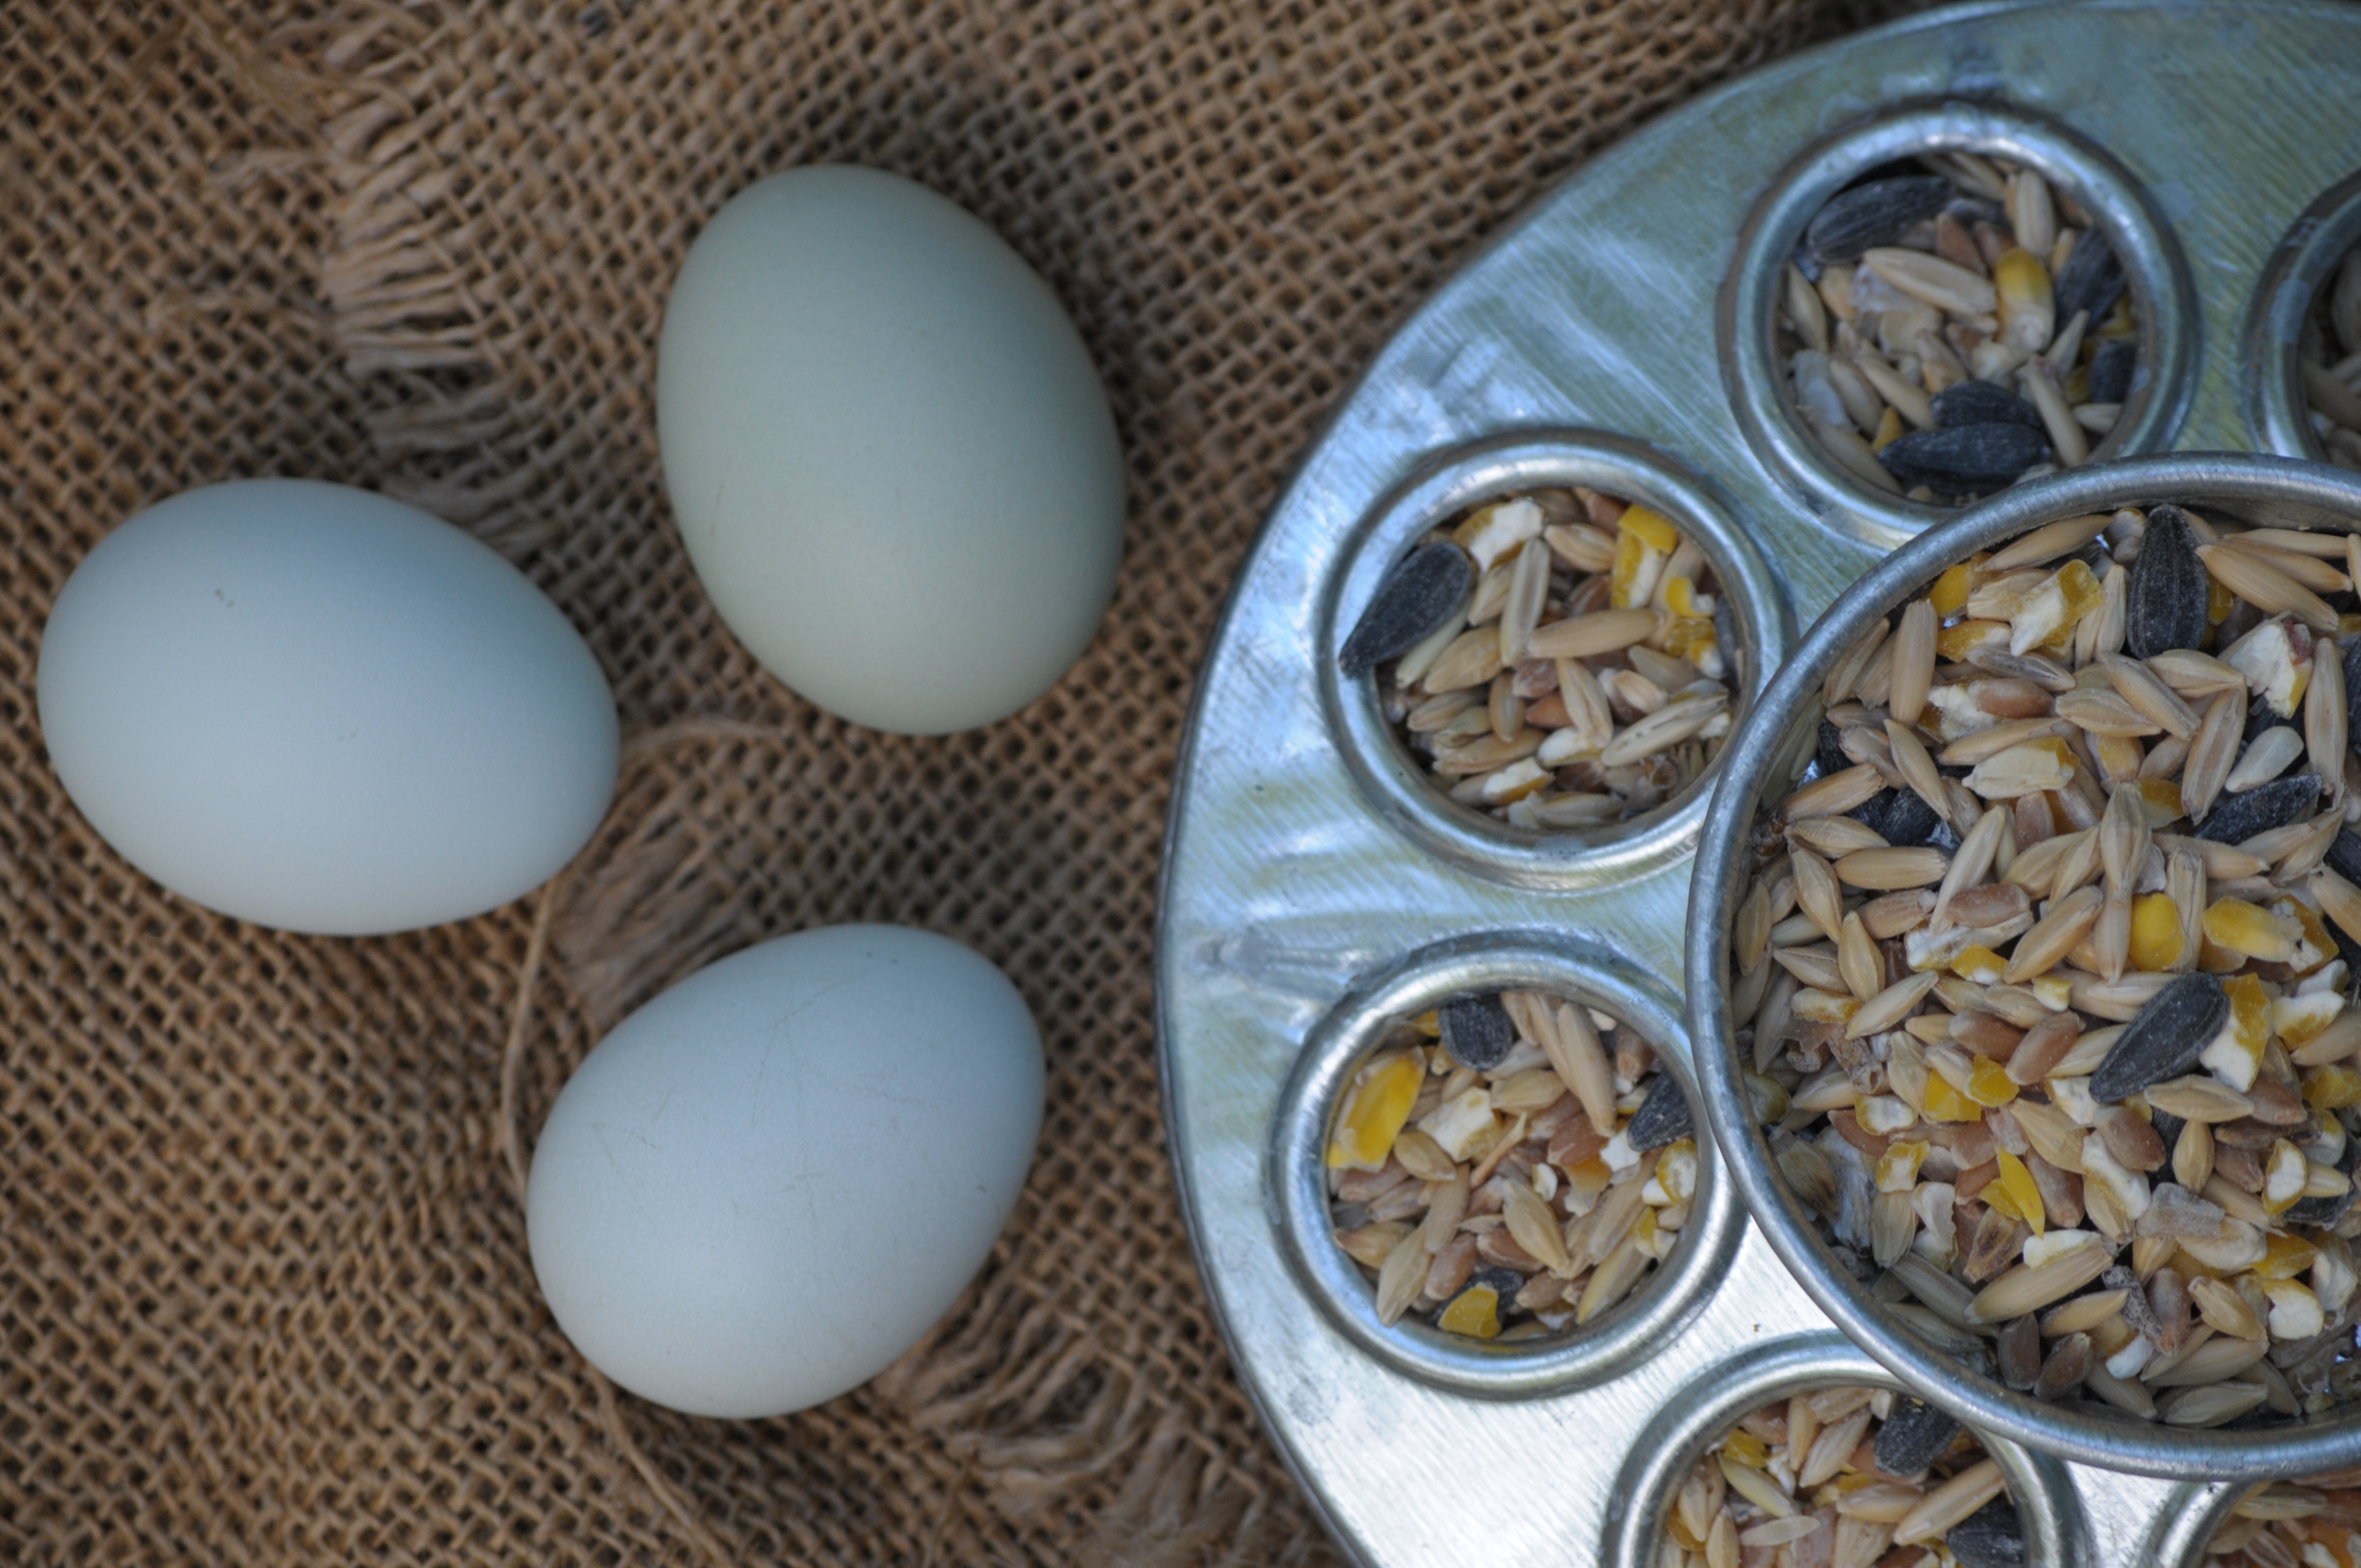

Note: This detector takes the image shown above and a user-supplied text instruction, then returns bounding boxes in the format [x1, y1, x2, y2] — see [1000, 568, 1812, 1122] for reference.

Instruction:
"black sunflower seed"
[2091, 972, 2230, 1101]
[2344, 636, 2361, 762]
[2054, 228, 2127, 329]
[1873, 1395, 1960, 1476]
[2125, 504, 2211, 658]
[1949, 1498, 2028, 1568]
[2288, 1135, 2360, 1227]
[2149, 1107, 2186, 1149]
[2327, 827, 2361, 886]
[1625, 1072, 1693, 1152]
[1805, 176, 1955, 266]
[1996, 1311, 2041, 1390]
[1854, 786, 1945, 847]
[2087, 339, 2136, 406]
[1817, 716, 1850, 778]
[1439, 993, 1515, 1071]
[1932, 379, 2046, 433]
[2195, 774, 2319, 843]
[1338, 542, 1472, 674]
[1878, 422, 2052, 492]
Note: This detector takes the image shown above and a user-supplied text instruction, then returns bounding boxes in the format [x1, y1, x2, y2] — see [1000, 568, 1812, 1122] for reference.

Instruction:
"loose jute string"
[497, 716, 782, 1567]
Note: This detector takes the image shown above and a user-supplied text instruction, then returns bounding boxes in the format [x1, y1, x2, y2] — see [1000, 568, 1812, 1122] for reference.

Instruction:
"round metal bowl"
[2243, 167, 2361, 462]
[1318, 428, 1789, 892]
[1720, 97, 2200, 553]
[1270, 930, 1743, 1398]
[1686, 451, 2361, 1480]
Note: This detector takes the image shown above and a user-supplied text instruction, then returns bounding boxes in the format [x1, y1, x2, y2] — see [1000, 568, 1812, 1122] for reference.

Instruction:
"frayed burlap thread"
[3, 1, 1934, 1561]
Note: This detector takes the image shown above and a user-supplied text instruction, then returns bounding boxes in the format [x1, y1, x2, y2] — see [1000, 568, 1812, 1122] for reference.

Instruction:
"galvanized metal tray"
[1155, 2, 2361, 1563]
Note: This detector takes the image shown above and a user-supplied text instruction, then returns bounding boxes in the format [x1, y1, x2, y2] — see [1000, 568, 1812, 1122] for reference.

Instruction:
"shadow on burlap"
[2, 2, 1932, 1561]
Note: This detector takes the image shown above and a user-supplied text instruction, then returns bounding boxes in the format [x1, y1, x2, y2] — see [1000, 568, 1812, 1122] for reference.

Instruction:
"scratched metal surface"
[1156, 3, 2361, 1564]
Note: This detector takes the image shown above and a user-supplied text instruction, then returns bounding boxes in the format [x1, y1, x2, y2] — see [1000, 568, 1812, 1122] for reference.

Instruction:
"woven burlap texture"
[4, 1, 1924, 1561]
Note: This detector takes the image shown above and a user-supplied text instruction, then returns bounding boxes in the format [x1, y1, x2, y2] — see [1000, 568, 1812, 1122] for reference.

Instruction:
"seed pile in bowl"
[1325, 989, 1696, 1342]
[1341, 487, 1737, 830]
[2205, 1471, 2361, 1566]
[1728, 503, 2361, 1427]
[1778, 152, 2139, 505]
[2302, 242, 2361, 472]
[1663, 1386, 2022, 1568]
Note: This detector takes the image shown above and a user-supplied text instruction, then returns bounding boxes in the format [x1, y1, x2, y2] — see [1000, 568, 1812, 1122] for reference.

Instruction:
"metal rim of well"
[1598, 1331, 2087, 1568]
[1685, 451, 2361, 1479]
[1316, 428, 1795, 894]
[1719, 96, 2201, 555]
[2244, 165, 2361, 462]
[1269, 930, 1745, 1398]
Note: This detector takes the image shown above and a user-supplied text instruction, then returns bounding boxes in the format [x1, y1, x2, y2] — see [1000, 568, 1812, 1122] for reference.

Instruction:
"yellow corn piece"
[2227, 971, 2271, 1063]
[1967, 1057, 2020, 1108]
[1994, 247, 2054, 343]
[2306, 1063, 2361, 1110]
[2129, 893, 2185, 972]
[1722, 1430, 1771, 1469]
[1663, 575, 1709, 618]
[1922, 1071, 1984, 1123]
[1325, 1053, 1424, 1169]
[1564, 1156, 1613, 1202]
[2209, 577, 2235, 625]
[2276, 991, 2343, 1046]
[1664, 614, 1718, 662]
[1873, 405, 1905, 454]
[1437, 1282, 1503, 1338]
[2196, 935, 2248, 974]
[1995, 1150, 2046, 1237]
[1930, 557, 1987, 618]
[1610, 527, 1651, 609]
[2258, 1232, 2321, 1281]
[1938, 619, 2009, 658]
[2134, 778, 2184, 825]
[1951, 944, 2009, 984]
[2059, 557, 2096, 633]
[1413, 1009, 1441, 1037]
[2286, 899, 2336, 977]
[1620, 504, 1682, 556]
[2204, 899, 2303, 963]
[1982, 1176, 2027, 1227]
[1875, 1140, 1929, 1192]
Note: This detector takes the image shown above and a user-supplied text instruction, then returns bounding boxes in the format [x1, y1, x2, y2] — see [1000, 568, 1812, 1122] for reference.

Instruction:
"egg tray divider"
[1154, 3, 2361, 1565]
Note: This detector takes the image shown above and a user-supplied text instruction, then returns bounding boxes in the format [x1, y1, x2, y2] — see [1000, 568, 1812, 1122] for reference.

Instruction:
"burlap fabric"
[3, 2, 1926, 1561]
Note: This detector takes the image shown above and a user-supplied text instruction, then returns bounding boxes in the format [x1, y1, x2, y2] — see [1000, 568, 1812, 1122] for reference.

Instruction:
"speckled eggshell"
[524, 924, 1045, 1419]
[656, 165, 1125, 735]
[36, 478, 619, 936]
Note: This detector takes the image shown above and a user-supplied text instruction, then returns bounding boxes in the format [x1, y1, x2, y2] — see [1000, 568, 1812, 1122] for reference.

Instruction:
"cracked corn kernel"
[1436, 1282, 1503, 1338]
[1721, 1429, 1770, 1469]
[2256, 1231, 2320, 1282]
[1993, 1147, 2049, 1228]
[2198, 973, 2272, 1092]
[1922, 1071, 1984, 1123]
[1939, 618, 2010, 659]
[1951, 944, 2009, 984]
[1326, 1053, 1423, 1169]
[1619, 503, 1682, 556]
[2305, 1064, 2361, 1110]
[2134, 777, 2184, 824]
[1930, 558, 1982, 617]
[1610, 527, 1658, 610]
[1967, 1057, 2020, 1107]
[1663, 575, 1713, 618]
[2129, 893, 2185, 971]
[2202, 899, 2303, 963]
